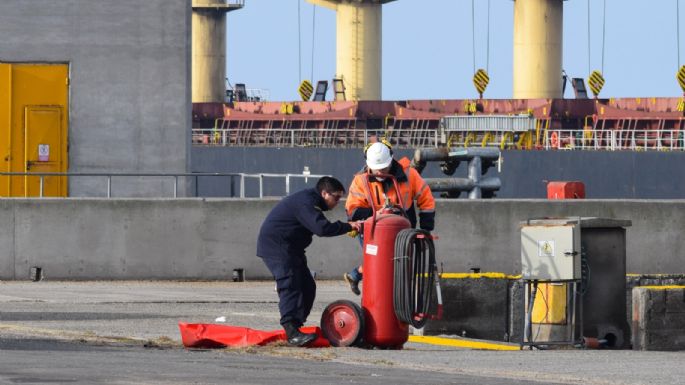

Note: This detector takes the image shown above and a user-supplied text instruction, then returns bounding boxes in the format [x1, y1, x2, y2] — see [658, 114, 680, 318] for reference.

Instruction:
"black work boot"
[283, 322, 317, 347]
[343, 273, 360, 296]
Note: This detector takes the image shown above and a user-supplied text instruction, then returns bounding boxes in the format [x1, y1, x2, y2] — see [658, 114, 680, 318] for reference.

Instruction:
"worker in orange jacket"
[343, 141, 435, 295]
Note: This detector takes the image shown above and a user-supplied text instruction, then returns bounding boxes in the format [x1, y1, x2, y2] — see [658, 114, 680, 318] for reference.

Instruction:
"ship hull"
[191, 147, 685, 199]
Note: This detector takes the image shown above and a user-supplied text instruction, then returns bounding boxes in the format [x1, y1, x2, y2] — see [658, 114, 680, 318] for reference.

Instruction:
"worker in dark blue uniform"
[257, 176, 362, 347]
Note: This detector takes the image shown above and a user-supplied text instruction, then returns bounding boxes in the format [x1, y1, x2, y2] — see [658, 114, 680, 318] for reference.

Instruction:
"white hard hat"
[365, 142, 392, 170]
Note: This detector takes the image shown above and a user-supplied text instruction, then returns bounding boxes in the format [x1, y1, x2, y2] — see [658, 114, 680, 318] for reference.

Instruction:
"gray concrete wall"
[0, 199, 684, 280]
[0, 0, 191, 197]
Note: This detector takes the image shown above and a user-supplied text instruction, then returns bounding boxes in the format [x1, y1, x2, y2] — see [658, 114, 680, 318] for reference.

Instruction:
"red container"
[547, 181, 586, 199]
[361, 213, 411, 348]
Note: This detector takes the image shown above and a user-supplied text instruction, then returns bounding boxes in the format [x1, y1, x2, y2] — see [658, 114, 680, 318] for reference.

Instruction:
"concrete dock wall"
[0, 199, 683, 280]
[632, 286, 685, 351]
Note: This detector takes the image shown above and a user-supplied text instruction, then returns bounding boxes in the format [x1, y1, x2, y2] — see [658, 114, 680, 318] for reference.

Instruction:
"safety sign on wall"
[38, 144, 50, 162]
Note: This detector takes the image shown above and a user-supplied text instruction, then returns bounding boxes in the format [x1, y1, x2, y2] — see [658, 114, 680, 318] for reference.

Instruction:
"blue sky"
[227, 0, 685, 101]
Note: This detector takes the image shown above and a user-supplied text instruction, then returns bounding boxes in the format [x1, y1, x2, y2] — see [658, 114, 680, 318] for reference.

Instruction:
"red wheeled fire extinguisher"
[362, 195, 412, 348]
[321, 174, 442, 349]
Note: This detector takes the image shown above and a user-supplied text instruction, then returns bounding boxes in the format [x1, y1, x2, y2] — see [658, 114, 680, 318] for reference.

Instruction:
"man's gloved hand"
[347, 220, 363, 237]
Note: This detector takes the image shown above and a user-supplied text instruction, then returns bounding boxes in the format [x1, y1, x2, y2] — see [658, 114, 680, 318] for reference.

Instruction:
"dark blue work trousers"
[261, 257, 316, 327]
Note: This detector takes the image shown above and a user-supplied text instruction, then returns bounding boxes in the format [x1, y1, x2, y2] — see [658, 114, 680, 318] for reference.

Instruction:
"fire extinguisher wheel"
[320, 300, 365, 347]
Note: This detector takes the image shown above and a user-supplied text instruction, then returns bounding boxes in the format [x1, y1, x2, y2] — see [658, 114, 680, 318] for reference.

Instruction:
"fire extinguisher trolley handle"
[361, 172, 407, 241]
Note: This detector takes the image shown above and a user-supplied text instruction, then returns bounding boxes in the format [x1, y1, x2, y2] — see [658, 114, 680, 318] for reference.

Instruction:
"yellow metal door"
[24, 106, 65, 197]
[0, 63, 11, 196]
[0, 63, 69, 197]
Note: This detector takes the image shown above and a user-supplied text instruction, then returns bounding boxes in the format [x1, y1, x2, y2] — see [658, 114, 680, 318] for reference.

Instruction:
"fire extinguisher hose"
[393, 228, 437, 329]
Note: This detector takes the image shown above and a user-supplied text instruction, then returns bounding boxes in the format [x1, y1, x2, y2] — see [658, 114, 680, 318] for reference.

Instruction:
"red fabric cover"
[178, 322, 331, 348]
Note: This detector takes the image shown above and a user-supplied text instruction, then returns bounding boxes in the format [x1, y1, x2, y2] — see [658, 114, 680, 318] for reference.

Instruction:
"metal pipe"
[568, 282, 575, 342]
[524, 281, 539, 344]
[468, 156, 482, 199]
[424, 178, 474, 191]
[425, 177, 501, 194]
[424, 177, 500, 191]
[413, 147, 500, 164]
[448, 147, 501, 160]
[478, 176, 502, 191]
[413, 147, 450, 164]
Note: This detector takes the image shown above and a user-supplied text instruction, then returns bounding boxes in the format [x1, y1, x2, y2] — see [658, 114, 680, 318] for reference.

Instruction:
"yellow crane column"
[513, 0, 564, 99]
[192, 0, 244, 103]
[307, 0, 397, 101]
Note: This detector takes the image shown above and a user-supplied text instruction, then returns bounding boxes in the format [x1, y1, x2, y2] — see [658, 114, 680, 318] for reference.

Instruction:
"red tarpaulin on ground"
[178, 322, 331, 348]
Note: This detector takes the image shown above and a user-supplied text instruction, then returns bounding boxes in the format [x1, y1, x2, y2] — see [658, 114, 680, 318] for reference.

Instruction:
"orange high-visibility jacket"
[345, 157, 435, 231]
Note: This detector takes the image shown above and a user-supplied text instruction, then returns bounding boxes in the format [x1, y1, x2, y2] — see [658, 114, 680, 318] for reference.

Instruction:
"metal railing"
[540, 129, 685, 151]
[192, 125, 685, 151]
[420, 128, 685, 151]
[238, 172, 329, 198]
[191, 128, 440, 148]
[0, 172, 328, 198]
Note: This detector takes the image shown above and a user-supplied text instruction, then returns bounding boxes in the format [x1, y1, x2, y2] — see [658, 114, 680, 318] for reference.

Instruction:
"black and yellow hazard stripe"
[298, 80, 314, 101]
[473, 69, 489, 95]
[677, 65, 685, 92]
[588, 70, 605, 96]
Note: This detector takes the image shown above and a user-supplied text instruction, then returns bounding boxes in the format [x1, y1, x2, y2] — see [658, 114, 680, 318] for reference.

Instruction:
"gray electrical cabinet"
[515, 217, 632, 348]
[521, 223, 581, 281]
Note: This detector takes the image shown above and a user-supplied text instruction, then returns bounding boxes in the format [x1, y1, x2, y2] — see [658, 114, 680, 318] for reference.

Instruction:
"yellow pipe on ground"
[308, 0, 397, 101]
[409, 335, 520, 351]
[513, 0, 563, 99]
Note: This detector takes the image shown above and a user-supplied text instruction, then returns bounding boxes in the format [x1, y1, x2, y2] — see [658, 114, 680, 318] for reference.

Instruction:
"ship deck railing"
[539, 128, 685, 151]
[444, 128, 685, 151]
[191, 128, 440, 148]
[192, 127, 685, 151]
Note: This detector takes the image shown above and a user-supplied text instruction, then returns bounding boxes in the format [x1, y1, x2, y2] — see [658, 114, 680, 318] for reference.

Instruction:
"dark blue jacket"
[257, 188, 352, 266]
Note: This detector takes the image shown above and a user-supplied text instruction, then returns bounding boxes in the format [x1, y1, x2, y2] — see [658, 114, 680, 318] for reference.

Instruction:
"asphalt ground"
[0, 281, 683, 385]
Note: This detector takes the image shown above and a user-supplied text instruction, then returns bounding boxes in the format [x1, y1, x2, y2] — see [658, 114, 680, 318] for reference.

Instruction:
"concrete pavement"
[0, 280, 683, 385]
